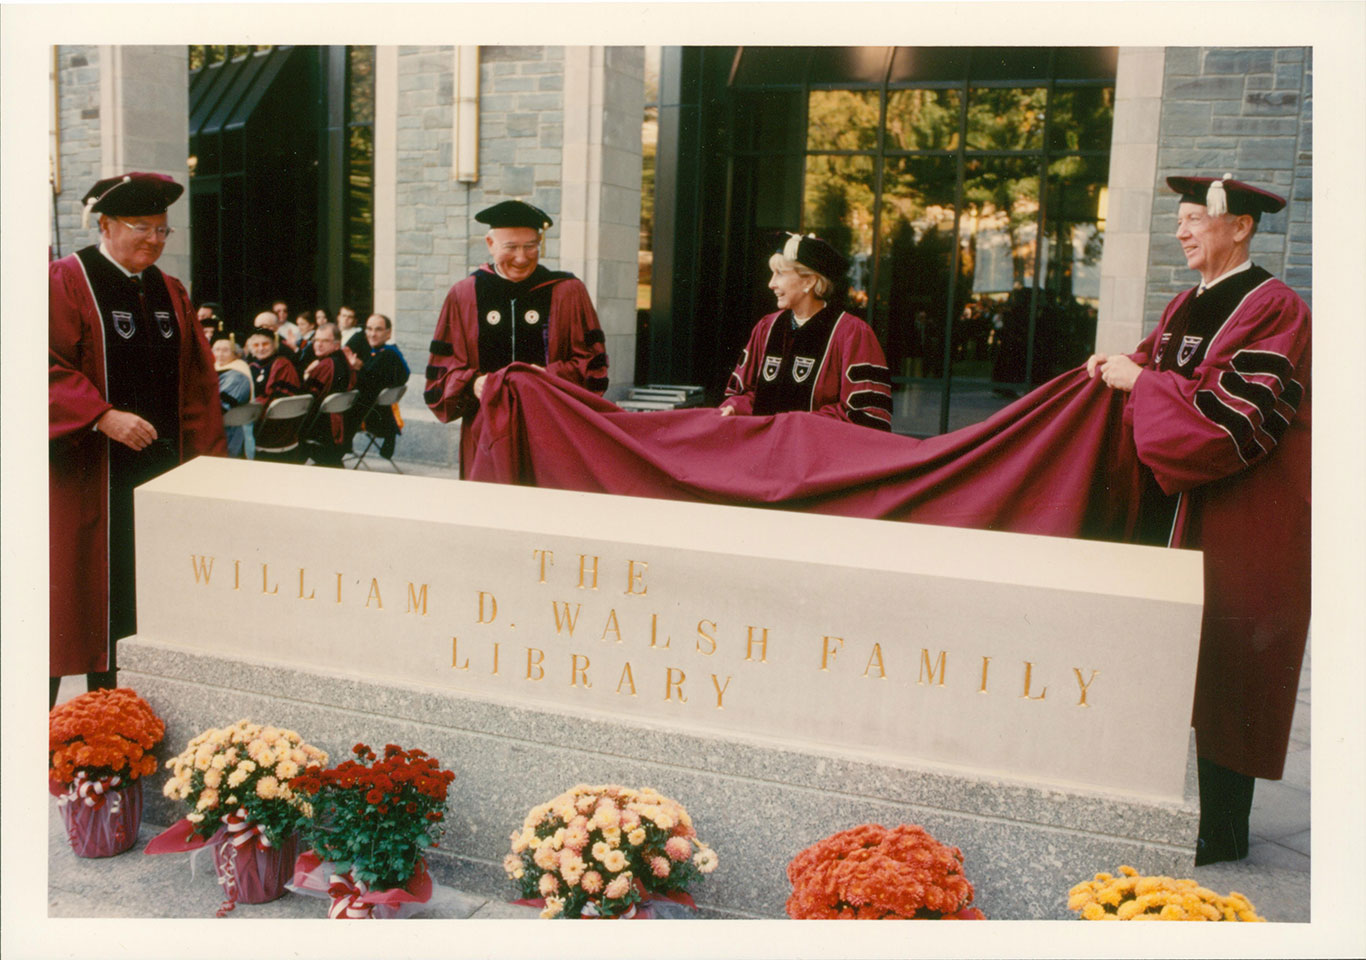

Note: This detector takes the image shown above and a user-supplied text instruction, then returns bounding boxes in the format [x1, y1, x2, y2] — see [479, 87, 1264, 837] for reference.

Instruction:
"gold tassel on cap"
[1205, 173, 1233, 217]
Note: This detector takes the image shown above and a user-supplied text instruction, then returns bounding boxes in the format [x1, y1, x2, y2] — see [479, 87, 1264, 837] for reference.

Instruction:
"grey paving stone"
[1275, 829, 1311, 857]
[1250, 779, 1312, 842]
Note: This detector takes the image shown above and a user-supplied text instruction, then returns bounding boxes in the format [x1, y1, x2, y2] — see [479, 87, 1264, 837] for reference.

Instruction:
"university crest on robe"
[155, 311, 175, 338]
[761, 355, 781, 382]
[1177, 335, 1203, 367]
[112, 311, 136, 339]
[792, 356, 815, 383]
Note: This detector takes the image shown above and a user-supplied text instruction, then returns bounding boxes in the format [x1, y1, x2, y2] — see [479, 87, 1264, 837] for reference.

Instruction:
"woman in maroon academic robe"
[720, 233, 892, 431]
[244, 328, 304, 460]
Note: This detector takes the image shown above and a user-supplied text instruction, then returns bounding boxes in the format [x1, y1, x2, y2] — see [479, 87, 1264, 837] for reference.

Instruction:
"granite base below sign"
[123, 639, 1198, 920]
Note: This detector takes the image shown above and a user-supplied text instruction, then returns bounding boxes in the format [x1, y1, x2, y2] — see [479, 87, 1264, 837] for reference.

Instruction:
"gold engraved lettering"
[649, 613, 671, 649]
[191, 555, 214, 585]
[695, 619, 717, 656]
[552, 601, 581, 636]
[577, 554, 600, 590]
[451, 637, 469, 670]
[406, 583, 428, 615]
[533, 548, 554, 583]
[664, 666, 687, 702]
[261, 563, 279, 596]
[918, 649, 946, 687]
[526, 647, 545, 681]
[616, 661, 637, 696]
[297, 568, 315, 601]
[335, 572, 343, 604]
[820, 636, 844, 671]
[365, 577, 383, 609]
[710, 673, 732, 709]
[863, 643, 887, 679]
[601, 609, 622, 643]
[979, 656, 991, 693]
[625, 560, 648, 596]
[1073, 668, 1099, 707]
[492, 642, 500, 675]
[571, 653, 592, 688]
[1021, 661, 1047, 700]
[745, 626, 769, 663]
[234, 559, 240, 591]
[477, 591, 498, 624]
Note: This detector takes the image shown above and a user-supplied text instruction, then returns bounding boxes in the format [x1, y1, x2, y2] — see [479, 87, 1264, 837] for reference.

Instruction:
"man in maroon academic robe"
[49, 172, 225, 706]
[301, 322, 356, 467]
[424, 199, 609, 477]
[1088, 174, 1310, 865]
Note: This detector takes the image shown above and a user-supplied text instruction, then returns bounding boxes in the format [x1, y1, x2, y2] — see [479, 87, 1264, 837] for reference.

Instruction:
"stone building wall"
[51, 46, 103, 259]
[1146, 46, 1312, 330]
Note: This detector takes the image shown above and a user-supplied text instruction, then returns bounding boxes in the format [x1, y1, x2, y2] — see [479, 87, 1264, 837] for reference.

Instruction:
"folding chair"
[301, 389, 360, 466]
[221, 401, 264, 428]
[348, 383, 408, 472]
[252, 394, 315, 461]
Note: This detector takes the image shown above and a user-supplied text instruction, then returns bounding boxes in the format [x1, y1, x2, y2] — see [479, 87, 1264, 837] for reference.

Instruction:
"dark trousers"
[1196, 757, 1256, 864]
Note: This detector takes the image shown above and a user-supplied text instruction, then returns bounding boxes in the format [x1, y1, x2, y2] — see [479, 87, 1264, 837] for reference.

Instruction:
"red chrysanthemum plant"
[49, 687, 165, 799]
[291, 743, 456, 894]
[785, 823, 984, 920]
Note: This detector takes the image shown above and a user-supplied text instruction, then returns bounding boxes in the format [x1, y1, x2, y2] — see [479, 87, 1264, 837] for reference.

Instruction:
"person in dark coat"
[48, 171, 225, 706]
[345, 313, 410, 459]
[1088, 174, 1310, 866]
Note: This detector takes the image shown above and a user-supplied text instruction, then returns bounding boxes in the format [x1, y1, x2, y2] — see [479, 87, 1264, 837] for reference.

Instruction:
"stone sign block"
[136, 457, 1202, 801]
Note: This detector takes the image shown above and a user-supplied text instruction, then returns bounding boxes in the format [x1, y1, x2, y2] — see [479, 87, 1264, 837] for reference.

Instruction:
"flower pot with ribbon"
[290, 850, 437, 919]
[210, 808, 300, 914]
[50, 771, 143, 858]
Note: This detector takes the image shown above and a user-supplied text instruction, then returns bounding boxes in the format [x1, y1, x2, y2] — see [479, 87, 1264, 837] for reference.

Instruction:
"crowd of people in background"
[198, 299, 410, 467]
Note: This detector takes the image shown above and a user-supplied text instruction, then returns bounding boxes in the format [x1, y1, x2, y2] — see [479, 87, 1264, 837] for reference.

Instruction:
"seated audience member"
[272, 300, 300, 349]
[345, 312, 410, 459]
[335, 304, 367, 354]
[197, 301, 223, 341]
[294, 311, 318, 369]
[244, 329, 304, 461]
[301, 322, 356, 467]
[253, 310, 298, 365]
[212, 338, 255, 458]
[719, 232, 892, 430]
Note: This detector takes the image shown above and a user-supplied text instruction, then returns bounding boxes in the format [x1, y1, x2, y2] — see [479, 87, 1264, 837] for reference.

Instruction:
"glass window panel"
[806, 90, 880, 151]
[1047, 85, 1114, 152]
[1036, 160, 1107, 383]
[885, 88, 961, 151]
[968, 47, 1049, 82]
[733, 47, 809, 87]
[874, 155, 958, 435]
[802, 154, 876, 306]
[957, 156, 1039, 399]
[347, 46, 375, 125]
[888, 47, 969, 83]
[734, 91, 805, 153]
[1054, 47, 1118, 80]
[966, 86, 1047, 150]
[809, 47, 890, 85]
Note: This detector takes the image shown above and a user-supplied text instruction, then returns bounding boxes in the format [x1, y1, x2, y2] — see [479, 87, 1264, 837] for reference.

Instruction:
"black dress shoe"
[1195, 833, 1249, 866]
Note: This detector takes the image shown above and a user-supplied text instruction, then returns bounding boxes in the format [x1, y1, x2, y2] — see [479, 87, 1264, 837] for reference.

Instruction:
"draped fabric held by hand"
[465, 364, 1143, 543]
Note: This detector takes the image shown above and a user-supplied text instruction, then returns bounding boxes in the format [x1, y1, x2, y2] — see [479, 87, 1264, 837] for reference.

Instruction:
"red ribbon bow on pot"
[57, 771, 124, 812]
[328, 872, 375, 919]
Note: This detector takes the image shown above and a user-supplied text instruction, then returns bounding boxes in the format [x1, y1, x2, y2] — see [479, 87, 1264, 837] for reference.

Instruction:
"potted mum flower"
[289, 743, 456, 919]
[785, 823, 984, 919]
[49, 687, 164, 857]
[506, 783, 719, 919]
[1068, 865, 1265, 921]
[151, 720, 328, 915]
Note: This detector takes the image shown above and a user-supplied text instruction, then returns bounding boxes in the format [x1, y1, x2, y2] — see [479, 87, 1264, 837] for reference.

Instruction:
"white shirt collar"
[98, 241, 140, 280]
[1199, 259, 1252, 293]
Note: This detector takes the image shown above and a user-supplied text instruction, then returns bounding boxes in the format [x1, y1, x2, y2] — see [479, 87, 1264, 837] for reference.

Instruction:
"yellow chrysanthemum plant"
[506, 784, 719, 919]
[162, 719, 329, 846]
[1068, 865, 1265, 921]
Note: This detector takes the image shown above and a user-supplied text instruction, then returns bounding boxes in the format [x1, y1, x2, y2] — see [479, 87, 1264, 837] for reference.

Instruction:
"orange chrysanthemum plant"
[49, 687, 165, 858]
[1068, 865, 1265, 921]
[49, 687, 165, 788]
[785, 823, 984, 920]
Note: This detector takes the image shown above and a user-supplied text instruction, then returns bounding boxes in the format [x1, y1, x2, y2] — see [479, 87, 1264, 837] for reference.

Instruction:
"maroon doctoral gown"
[49, 252, 225, 677]
[424, 263, 609, 476]
[303, 352, 356, 447]
[1126, 267, 1311, 780]
[721, 307, 893, 430]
